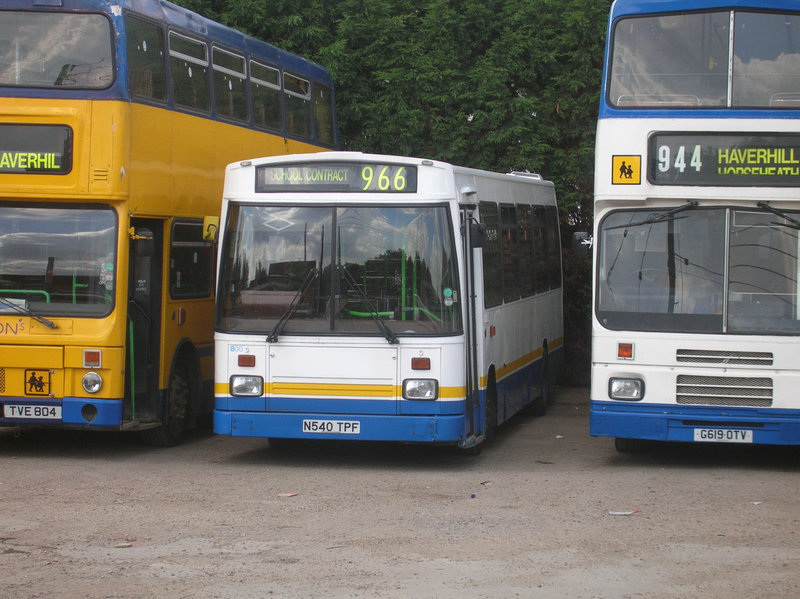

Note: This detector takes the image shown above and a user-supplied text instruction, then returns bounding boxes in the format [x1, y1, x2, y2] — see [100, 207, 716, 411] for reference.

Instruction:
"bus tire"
[140, 364, 190, 447]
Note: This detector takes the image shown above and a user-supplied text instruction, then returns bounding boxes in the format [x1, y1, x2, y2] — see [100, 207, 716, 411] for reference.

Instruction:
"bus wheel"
[141, 365, 189, 447]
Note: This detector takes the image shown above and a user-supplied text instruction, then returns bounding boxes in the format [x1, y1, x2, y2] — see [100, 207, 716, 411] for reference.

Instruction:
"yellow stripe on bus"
[215, 381, 466, 400]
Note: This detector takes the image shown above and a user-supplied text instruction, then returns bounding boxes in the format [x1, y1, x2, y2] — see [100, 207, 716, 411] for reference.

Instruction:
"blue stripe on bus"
[215, 396, 466, 416]
[590, 401, 800, 445]
[0, 397, 123, 428]
[214, 410, 467, 443]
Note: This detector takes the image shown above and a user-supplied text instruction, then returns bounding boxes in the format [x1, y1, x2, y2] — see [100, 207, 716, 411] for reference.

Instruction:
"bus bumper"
[214, 409, 466, 444]
[590, 401, 800, 445]
[0, 397, 123, 428]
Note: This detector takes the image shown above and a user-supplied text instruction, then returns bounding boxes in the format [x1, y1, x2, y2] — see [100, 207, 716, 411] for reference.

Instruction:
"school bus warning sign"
[612, 155, 641, 185]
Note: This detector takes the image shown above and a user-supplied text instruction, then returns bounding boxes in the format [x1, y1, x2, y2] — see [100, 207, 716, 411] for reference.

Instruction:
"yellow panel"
[29, 320, 74, 335]
[0, 345, 63, 368]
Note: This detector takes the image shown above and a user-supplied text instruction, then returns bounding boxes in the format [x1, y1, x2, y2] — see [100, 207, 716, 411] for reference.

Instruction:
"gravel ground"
[1, 387, 798, 598]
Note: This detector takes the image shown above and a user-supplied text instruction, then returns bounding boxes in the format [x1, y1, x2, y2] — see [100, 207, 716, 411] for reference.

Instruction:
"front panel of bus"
[0, 5, 133, 430]
[213, 158, 476, 445]
[591, 2, 800, 446]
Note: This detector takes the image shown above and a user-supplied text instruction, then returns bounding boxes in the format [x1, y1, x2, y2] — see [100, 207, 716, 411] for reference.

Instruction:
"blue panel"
[0, 397, 122, 428]
[62, 397, 123, 427]
[591, 401, 800, 445]
[214, 409, 466, 443]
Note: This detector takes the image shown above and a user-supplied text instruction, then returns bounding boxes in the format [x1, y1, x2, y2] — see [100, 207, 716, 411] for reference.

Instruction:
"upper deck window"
[126, 14, 167, 101]
[169, 31, 210, 112]
[284, 72, 311, 139]
[609, 10, 800, 109]
[0, 11, 113, 89]
[212, 47, 247, 122]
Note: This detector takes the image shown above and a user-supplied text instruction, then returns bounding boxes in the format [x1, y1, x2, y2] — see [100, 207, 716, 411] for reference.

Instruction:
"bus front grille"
[676, 375, 773, 407]
[676, 349, 773, 366]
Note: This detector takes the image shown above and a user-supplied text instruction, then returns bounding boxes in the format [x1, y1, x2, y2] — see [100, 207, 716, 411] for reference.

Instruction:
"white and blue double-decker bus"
[591, 0, 800, 449]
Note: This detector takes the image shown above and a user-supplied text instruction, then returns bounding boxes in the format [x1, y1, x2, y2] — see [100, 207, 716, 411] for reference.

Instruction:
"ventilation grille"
[676, 375, 773, 407]
[0, 368, 4, 393]
[92, 168, 109, 182]
[676, 349, 773, 366]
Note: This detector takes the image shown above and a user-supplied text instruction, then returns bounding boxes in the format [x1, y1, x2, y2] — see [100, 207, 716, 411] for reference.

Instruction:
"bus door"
[461, 206, 482, 442]
[125, 219, 163, 424]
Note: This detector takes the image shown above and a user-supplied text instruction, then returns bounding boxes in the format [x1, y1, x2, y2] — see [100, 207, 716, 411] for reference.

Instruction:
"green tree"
[173, 0, 611, 382]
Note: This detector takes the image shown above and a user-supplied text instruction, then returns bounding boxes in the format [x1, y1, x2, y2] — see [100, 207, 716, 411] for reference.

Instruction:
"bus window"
[0, 205, 116, 317]
[544, 205, 562, 289]
[518, 205, 536, 298]
[284, 72, 311, 139]
[313, 83, 336, 146]
[169, 32, 210, 112]
[125, 14, 167, 101]
[251, 61, 282, 131]
[501, 204, 521, 302]
[170, 220, 213, 299]
[0, 12, 113, 89]
[609, 12, 729, 107]
[479, 201, 502, 307]
[733, 12, 800, 107]
[212, 47, 247, 122]
[532, 205, 548, 293]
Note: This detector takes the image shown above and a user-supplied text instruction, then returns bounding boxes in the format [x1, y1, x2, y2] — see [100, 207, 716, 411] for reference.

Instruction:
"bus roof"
[611, 0, 800, 19]
[2, 0, 332, 82]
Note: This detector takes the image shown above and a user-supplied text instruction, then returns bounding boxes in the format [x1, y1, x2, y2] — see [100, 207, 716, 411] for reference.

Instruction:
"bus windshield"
[597, 207, 800, 335]
[0, 206, 116, 317]
[0, 11, 113, 89]
[217, 204, 462, 336]
[609, 10, 800, 108]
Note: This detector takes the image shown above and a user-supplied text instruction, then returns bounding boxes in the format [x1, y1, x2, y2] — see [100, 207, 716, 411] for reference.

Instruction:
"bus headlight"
[82, 372, 103, 394]
[230, 375, 263, 396]
[403, 379, 438, 400]
[609, 378, 644, 401]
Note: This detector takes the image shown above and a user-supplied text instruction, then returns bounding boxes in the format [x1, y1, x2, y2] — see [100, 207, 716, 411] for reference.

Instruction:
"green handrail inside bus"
[0, 289, 51, 302]
[344, 309, 393, 318]
[72, 273, 88, 303]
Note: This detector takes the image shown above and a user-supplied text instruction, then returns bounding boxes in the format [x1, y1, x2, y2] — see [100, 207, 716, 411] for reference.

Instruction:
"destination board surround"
[256, 162, 418, 193]
[0, 124, 72, 174]
[649, 133, 800, 187]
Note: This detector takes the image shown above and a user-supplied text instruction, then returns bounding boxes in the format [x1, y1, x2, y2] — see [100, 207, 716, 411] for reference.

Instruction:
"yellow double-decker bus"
[0, 0, 337, 444]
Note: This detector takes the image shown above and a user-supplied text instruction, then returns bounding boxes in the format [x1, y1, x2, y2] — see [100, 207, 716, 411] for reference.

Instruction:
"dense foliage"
[176, 0, 611, 384]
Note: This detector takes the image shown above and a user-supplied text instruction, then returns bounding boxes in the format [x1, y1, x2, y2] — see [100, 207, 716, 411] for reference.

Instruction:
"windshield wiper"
[267, 267, 319, 343]
[0, 296, 57, 329]
[605, 201, 698, 231]
[757, 202, 800, 230]
[337, 264, 399, 344]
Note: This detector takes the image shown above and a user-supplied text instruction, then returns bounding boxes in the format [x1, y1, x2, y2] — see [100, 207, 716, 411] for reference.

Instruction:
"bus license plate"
[693, 428, 752, 443]
[3, 404, 62, 420]
[302, 419, 361, 435]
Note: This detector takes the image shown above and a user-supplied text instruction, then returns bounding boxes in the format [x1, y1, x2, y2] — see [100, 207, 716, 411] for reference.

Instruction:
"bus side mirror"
[203, 216, 219, 242]
[572, 232, 592, 256]
[470, 221, 488, 249]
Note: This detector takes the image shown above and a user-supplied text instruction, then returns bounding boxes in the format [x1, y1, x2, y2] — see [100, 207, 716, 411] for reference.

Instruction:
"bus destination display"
[0, 124, 72, 174]
[649, 133, 800, 187]
[256, 162, 417, 193]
